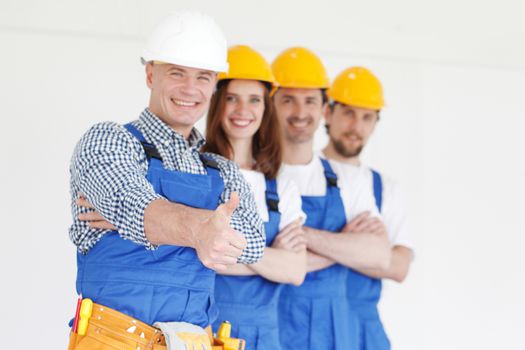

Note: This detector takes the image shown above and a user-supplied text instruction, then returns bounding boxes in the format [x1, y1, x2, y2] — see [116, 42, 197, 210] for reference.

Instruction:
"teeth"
[231, 119, 251, 127]
[290, 120, 309, 128]
[172, 99, 197, 107]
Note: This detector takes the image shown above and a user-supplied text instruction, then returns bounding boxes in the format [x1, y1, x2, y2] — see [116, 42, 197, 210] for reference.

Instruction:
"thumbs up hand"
[193, 192, 248, 272]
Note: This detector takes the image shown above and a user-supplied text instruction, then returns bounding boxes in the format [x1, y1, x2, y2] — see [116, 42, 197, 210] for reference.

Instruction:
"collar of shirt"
[139, 108, 206, 151]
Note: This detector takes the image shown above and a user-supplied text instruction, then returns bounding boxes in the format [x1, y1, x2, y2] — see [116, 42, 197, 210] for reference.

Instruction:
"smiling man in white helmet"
[67, 11, 265, 349]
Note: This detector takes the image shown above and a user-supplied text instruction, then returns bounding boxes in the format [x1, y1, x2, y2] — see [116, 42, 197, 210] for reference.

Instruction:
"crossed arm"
[219, 218, 307, 286]
[305, 212, 412, 282]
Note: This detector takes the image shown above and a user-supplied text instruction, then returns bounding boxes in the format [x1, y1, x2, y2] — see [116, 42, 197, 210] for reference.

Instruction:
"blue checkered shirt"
[69, 108, 265, 263]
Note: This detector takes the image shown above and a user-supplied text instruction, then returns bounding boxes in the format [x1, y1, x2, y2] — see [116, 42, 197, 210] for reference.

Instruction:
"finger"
[76, 197, 95, 209]
[287, 234, 307, 249]
[219, 192, 240, 218]
[209, 263, 228, 272]
[343, 211, 370, 232]
[278, 224, 306, 242]
[274, 227, 298, 243]
[222, 243, 244, 259]
[88, 221, 117, 230]
[228, 231, 247, 251]
[279, 220, 302, 236]
[214, 254, 239, 265]
[291, 242, 307, 253]
[353, 217, 377, 232]
[78, 211, 106, 222]
[365, 219, 382, 232]
[361, 218, 383, 233]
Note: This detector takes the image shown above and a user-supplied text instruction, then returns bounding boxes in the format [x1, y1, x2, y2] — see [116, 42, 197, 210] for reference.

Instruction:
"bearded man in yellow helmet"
[321, 67, 414, 350]
[66, 11, 265, 349]
[271, 48, 391, 350]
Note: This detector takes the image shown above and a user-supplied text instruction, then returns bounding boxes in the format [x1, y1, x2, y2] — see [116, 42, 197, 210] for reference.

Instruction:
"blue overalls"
[278, 158, 357, 350]
[75, 123, 224, 327]
[346, 169, 390, 350]
[213, 177, 282, 350]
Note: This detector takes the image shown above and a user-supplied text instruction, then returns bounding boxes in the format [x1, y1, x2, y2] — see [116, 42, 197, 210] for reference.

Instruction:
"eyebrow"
[166, 67, 214, 76]
[226, 93, 263, 98]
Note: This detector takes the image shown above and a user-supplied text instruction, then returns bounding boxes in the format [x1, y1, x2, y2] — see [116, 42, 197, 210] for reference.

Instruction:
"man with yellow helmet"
[322, 66, 414, 350]
[272, 48, 391, 349]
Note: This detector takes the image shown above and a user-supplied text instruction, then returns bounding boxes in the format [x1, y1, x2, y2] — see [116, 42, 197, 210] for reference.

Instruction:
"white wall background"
[1, 0, 524, 349]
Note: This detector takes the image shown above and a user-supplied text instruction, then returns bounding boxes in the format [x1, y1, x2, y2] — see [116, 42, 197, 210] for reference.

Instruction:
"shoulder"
[72, 121, 145, 165]
[326, 159, 369, 190]
[367, 168, 401, 193]
[77, 121, 139, 148]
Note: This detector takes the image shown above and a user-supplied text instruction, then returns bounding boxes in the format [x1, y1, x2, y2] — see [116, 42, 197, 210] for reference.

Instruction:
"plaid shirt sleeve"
[69, 122, 162, 252]
[205, 153, 266, 264]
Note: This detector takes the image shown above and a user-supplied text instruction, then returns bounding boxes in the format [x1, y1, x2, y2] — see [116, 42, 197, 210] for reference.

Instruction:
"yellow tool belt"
[68, 302, 168, 350]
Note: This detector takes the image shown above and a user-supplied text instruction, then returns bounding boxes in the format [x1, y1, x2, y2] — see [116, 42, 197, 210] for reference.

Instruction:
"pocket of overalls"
[180, 292, 216, 327]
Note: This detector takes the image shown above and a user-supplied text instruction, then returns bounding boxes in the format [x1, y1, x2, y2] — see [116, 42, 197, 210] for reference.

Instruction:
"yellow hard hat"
[218, 45, 276, 86]
[271, 47, 329, 89]
[328, 66, 385, 110]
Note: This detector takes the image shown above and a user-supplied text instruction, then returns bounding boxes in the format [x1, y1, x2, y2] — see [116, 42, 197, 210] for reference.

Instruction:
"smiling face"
[220, 79, 266, 142]
[146, 62, 217, 137]
[326, 103, 379, 158]
[273, 88, 327, 145]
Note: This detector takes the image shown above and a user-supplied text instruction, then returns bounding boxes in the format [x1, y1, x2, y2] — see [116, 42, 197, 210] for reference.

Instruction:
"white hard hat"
[141, 10, 228, 72]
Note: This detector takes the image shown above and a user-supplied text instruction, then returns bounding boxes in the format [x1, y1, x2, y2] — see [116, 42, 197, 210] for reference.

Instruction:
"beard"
[331, 135, 364, 158]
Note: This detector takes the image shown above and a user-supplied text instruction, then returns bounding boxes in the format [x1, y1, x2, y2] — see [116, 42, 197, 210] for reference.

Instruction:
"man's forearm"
[352, 245, 413, 282]
[249, 247, 307, 286]
[307, 251, 336, 272]
[144, 198, 212, 246]
[306, 228, 391, 270]
[219, 263, 257, 276]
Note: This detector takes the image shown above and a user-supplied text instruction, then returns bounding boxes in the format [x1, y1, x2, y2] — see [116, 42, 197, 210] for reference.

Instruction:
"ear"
[323, 103, 332, 125]
[145, 62, 154, 89]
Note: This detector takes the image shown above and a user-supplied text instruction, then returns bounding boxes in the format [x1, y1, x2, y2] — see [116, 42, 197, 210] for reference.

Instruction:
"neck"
[148, 106, 192, 139]
[282, 139, 314, 165]
[323, 142, 361, 166]
[230, 138, 254, 170]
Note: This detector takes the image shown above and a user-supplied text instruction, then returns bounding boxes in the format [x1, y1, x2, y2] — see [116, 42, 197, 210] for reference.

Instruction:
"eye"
[198, 75, 211, 82]
[306, 98, 318, 105]
[250, 97, 261, 104]
[364, 114, 375, 121]
[226, 95, 237, 102]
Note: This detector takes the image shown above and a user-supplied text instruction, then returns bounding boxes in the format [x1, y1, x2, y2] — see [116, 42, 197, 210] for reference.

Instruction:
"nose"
[291, 103, 307, 119]
[232, 99, 252, 118]
[179, 76, 198, 96]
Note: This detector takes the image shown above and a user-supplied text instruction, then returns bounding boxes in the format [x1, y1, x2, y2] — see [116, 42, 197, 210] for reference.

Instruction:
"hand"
[193, 192, 247, 272]
[342, 211, 370, 233]
[271, 218, 306, 253]
[76, 195, 117, 230]
[343, 211, 386, 236]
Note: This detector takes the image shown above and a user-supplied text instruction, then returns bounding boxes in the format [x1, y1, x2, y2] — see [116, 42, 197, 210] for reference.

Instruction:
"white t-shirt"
[240, 169, 306, 230]
[360, 166, 413, 250]
[279, 156, 380, 224]
[324, 157, 413, 250]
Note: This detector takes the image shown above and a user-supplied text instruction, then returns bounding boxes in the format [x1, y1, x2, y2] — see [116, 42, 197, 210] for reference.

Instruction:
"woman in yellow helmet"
[202, 45, 307, 350]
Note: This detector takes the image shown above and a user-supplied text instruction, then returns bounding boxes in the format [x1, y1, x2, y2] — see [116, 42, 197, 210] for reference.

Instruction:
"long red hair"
[202, 80, 282, 179]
